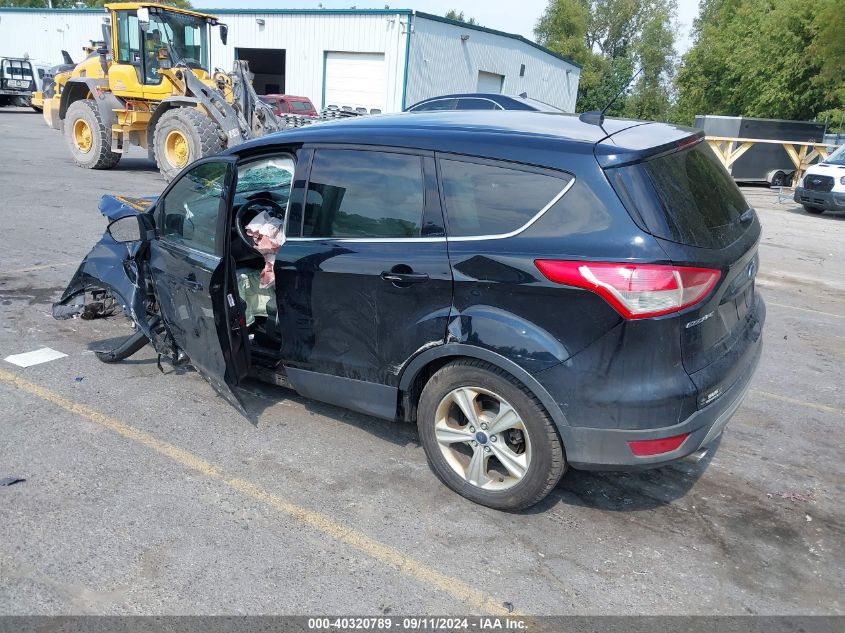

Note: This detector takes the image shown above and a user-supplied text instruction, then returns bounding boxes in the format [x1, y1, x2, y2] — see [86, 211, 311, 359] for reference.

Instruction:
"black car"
[55, 110, 765, 511]
[406, 93, 562, 113]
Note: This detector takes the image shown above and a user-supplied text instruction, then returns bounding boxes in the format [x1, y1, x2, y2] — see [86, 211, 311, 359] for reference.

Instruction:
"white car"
[794, 144, 845, 214]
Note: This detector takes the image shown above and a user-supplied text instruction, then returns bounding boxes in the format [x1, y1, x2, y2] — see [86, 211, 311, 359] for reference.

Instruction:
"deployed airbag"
[245, 210, 285, 288]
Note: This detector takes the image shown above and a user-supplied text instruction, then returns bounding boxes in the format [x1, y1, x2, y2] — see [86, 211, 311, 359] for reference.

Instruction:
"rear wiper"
[738, 208, 755, 224]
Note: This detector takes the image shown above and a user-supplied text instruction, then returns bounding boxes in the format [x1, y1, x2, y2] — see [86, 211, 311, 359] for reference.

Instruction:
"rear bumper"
[560, 297, 765, 470]
[794, 187, 845, 211]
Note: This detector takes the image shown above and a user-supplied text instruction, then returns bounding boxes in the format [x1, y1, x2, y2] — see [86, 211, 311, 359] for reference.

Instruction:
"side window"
[278, 100, 289, 113]
[456, 98, 499, 110]
[117, 12, 142, 65]
[411, 99, 456, 112]
[439, 159, 571, 237]
[303, 150, 424, 239]
[160, 162, 230, 254]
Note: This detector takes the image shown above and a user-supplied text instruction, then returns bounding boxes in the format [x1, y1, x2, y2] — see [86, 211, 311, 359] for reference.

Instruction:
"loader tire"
[153, 107, 223, 181]
[64, 99, 121, 170]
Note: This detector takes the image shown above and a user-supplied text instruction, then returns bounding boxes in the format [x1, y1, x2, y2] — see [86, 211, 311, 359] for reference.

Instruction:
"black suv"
[55, 111, 765, 510]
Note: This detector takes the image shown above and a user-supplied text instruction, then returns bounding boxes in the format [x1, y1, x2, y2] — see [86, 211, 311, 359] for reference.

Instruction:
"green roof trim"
[0, 6, 581, 69]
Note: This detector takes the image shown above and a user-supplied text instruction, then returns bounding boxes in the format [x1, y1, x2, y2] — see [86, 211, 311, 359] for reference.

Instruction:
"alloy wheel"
[433, 386, 532, 491]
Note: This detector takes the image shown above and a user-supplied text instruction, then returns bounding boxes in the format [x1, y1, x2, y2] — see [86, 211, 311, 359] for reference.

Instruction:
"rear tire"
[153, 107, 223, 181]
[803, 205, 825, 215]
[769, 171, 786, 188]
[64, 99, 121, 169]
[417, 359, 566, 511]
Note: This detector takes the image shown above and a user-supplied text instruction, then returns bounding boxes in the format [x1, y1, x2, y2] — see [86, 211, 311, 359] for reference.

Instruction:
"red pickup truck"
[260, 94, 318, 117]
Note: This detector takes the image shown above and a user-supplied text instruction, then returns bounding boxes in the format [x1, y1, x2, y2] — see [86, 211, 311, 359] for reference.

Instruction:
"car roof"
[408, 93, 536, 110]
[262, 94, 313, 101]
[231, 111, 698, 167]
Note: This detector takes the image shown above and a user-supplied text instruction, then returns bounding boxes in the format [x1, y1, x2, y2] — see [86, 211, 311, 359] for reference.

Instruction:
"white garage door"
[477, 71, 504, 94]
[324, 52, 386, 112]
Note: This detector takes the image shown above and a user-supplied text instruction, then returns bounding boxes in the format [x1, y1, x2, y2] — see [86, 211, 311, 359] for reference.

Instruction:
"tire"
[803, 205, 825, 215]
[32, 105, 43, 113]
[64, 99, 121, 169]
[153, 107, 223, 181]
[769, 171, 785, 188]
[417, 359, 566, 511]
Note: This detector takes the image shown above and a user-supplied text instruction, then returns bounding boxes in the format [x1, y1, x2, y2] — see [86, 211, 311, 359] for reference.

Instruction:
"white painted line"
[4, 347, 68, 368]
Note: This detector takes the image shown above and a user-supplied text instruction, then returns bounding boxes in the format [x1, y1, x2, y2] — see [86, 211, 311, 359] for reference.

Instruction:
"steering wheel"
[235, 198, 286, 250]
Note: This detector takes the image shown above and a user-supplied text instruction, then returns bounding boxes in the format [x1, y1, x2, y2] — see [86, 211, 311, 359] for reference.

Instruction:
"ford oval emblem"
[747, 260, 756, 279]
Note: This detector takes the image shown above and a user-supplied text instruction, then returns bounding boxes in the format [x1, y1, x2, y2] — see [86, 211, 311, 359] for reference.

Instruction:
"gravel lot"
[0, 107, 843, 616]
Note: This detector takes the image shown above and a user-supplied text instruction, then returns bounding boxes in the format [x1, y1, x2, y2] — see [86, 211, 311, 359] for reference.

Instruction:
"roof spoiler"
[579, 111, 604, 126]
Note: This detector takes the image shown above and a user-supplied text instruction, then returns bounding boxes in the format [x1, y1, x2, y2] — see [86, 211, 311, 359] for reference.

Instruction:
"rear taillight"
[627, 433, 690, 456]
[535, 260, 720, 319]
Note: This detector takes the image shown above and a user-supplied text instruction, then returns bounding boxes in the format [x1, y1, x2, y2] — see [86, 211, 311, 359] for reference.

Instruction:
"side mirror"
[136, 7, 150, 26]
[219, 23, 228, 46]
[107, 215, 148, 243]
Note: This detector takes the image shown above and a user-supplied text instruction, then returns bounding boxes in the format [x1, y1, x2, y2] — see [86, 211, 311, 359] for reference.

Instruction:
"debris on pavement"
[3, 347, 67, 367]
[0, 476, 25, 486]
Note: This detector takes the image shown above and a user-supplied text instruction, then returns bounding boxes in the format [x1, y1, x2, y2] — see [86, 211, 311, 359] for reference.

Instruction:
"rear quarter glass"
[606, 143, 751, 249]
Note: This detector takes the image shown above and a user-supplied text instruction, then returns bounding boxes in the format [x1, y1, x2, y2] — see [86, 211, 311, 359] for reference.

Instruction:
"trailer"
[695, 115, 827, 187]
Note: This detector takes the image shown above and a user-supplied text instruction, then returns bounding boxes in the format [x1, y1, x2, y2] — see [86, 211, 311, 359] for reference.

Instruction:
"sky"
[200, 0, 702, 55]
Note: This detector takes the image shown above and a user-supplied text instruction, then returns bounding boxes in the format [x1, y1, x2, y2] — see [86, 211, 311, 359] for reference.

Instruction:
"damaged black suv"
[56, 111, 765, 511]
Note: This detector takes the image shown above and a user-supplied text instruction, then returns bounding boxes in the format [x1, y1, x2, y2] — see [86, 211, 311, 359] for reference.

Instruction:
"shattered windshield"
[150, 11, 209, 70]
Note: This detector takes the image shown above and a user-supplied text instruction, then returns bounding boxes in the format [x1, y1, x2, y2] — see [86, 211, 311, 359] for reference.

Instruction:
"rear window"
[291, 100, 313, 112]
[607, 143, 750, 249]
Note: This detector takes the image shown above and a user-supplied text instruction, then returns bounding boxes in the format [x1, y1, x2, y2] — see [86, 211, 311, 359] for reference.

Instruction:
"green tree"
[535, 0, 677, 120]
[674, 0, 842, 124]
[444, 9, 478, 26]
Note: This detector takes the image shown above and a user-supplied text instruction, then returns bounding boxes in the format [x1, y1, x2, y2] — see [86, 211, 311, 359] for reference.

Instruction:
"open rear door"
[146, 156, 250, 414]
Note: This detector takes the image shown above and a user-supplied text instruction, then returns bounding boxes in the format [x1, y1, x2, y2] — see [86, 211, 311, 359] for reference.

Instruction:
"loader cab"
[109, 4, 220, 98]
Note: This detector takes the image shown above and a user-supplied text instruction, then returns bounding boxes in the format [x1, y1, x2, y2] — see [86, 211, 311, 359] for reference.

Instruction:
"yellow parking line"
[751, 389, 845, 418]
[1, 261, 76, 275]
[0, 368, 511, 616]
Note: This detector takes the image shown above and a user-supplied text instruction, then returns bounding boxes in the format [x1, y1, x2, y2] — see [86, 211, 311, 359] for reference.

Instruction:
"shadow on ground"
[238, 375, 714, 512]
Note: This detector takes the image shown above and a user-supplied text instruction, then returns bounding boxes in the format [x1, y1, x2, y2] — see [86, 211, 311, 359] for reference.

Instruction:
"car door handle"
[380, 271, 429, 284]
[182, 276, 203, 292]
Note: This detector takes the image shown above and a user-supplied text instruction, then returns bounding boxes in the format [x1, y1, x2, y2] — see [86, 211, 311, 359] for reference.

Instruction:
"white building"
[0, 7, 580, 112]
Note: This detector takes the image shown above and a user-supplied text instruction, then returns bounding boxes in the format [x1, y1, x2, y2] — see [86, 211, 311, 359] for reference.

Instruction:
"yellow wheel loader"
[39, 2, 280, 179]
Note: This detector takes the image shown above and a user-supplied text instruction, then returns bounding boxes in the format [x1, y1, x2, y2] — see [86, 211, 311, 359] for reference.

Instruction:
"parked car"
[260, 94, 318, 117]
[406, 93, 562, 113]
[54, 111, 765, 511]
[794, 144, 845, 214]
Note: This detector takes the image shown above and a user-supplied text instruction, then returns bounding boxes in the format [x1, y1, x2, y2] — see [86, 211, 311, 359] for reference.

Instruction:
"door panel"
[276, 149, 452, 390]
[276, 240, 452, 386]
[148, 158, 249, 410]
